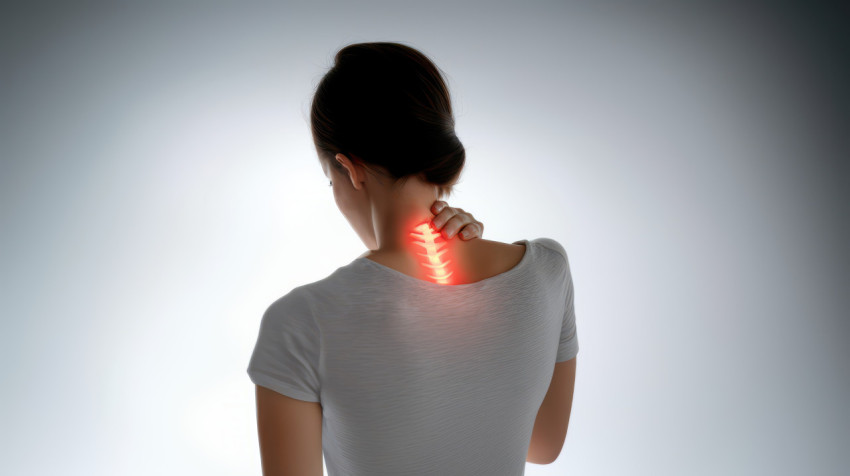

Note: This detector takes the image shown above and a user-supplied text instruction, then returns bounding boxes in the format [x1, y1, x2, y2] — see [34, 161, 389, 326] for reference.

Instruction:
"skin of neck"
[369, 179, 442, 254]
[326, 152, 460, 262]
[366, 179, 463, 284]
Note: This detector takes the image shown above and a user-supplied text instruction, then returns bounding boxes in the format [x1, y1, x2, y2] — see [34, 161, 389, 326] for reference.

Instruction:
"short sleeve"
[247, 288, 322, 402]
[556, 261, 579, 362]
[538, 238, 579, 363]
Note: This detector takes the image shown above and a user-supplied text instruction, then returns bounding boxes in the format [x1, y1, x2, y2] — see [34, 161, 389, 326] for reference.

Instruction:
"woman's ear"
[335, 153, 365, 191]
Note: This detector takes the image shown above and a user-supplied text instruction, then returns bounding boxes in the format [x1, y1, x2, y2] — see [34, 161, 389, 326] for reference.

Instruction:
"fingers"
[431, 205, 460, 231]
[431, 201, 448, 214]
[457, 222, 482, 240]
[430, 201, 484, 239]
[436, 211, 480, 240]
[443, 214, 472, 239]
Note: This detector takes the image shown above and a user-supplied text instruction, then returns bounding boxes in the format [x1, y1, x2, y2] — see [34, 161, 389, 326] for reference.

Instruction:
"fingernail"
[435, 203, 445, 212]
[462, 230, 471, 238]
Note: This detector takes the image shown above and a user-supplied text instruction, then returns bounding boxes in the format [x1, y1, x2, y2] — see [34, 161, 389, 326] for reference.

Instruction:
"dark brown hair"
[310, 42, 465, 199]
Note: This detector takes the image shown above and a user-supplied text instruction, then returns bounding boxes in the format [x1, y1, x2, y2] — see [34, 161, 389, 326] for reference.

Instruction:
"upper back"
[248, 237, 580, 474]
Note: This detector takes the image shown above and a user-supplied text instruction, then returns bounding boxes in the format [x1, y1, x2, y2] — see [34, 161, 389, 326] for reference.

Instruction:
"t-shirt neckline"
[355, 239, 532, 290]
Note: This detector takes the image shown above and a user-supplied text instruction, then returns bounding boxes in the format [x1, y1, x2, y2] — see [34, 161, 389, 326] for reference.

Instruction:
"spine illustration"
[409, 221, 453, 285]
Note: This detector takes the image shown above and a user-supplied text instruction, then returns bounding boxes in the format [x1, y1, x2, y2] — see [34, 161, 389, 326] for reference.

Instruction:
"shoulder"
[471, 238, 526, 257]
[527, 238, 575, 284]
[531, 237, 570, 265]
[259, 285, 320, 333]
[266, 286, 311, 314]
[463, 239, 527, 275]
[267, 261, 360, 312]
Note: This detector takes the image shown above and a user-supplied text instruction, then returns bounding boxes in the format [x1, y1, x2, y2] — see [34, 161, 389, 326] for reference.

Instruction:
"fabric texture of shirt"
[247, 237, 579, 475]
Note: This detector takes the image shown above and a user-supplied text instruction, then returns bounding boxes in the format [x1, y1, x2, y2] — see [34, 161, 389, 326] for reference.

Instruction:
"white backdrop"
[1, 1, 847, 475]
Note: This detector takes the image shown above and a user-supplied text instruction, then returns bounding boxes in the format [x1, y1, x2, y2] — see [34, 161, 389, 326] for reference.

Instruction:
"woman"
[247, 42, 579, 475]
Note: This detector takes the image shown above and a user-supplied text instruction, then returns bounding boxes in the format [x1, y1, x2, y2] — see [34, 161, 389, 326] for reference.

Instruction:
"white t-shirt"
[247, 237, 579, 475]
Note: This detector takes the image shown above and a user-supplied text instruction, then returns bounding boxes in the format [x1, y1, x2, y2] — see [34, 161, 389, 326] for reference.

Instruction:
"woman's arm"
[255, 385, 323, 476]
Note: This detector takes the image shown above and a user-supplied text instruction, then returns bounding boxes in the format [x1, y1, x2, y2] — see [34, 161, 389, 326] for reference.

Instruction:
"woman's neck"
[358, 177, 473, 284]
[361, 224, 487, 285]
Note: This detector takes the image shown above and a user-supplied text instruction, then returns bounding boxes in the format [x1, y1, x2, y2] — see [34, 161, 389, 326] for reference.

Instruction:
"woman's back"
[247, 237, 579, 475]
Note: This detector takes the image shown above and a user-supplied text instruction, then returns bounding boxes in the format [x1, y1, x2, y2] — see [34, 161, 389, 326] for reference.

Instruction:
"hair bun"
[311, 42, 465, 199]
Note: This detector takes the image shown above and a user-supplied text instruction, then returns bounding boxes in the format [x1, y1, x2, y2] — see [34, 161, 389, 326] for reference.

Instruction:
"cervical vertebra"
[409, 221, 453, 285]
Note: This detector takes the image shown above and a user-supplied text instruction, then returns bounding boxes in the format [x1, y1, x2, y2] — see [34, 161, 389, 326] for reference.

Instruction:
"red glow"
[409, 221, 453, 285]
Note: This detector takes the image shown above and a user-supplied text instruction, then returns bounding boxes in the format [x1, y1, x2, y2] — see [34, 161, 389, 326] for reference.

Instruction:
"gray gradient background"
[1, 1, 847, 475]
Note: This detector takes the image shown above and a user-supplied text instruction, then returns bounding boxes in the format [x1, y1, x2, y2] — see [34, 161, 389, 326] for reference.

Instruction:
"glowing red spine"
[409, 221, 453, 285]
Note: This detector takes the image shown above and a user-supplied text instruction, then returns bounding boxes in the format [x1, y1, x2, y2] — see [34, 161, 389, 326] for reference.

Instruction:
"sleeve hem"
[555, 339, 579, 363]
[248, 370, 321, 403]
